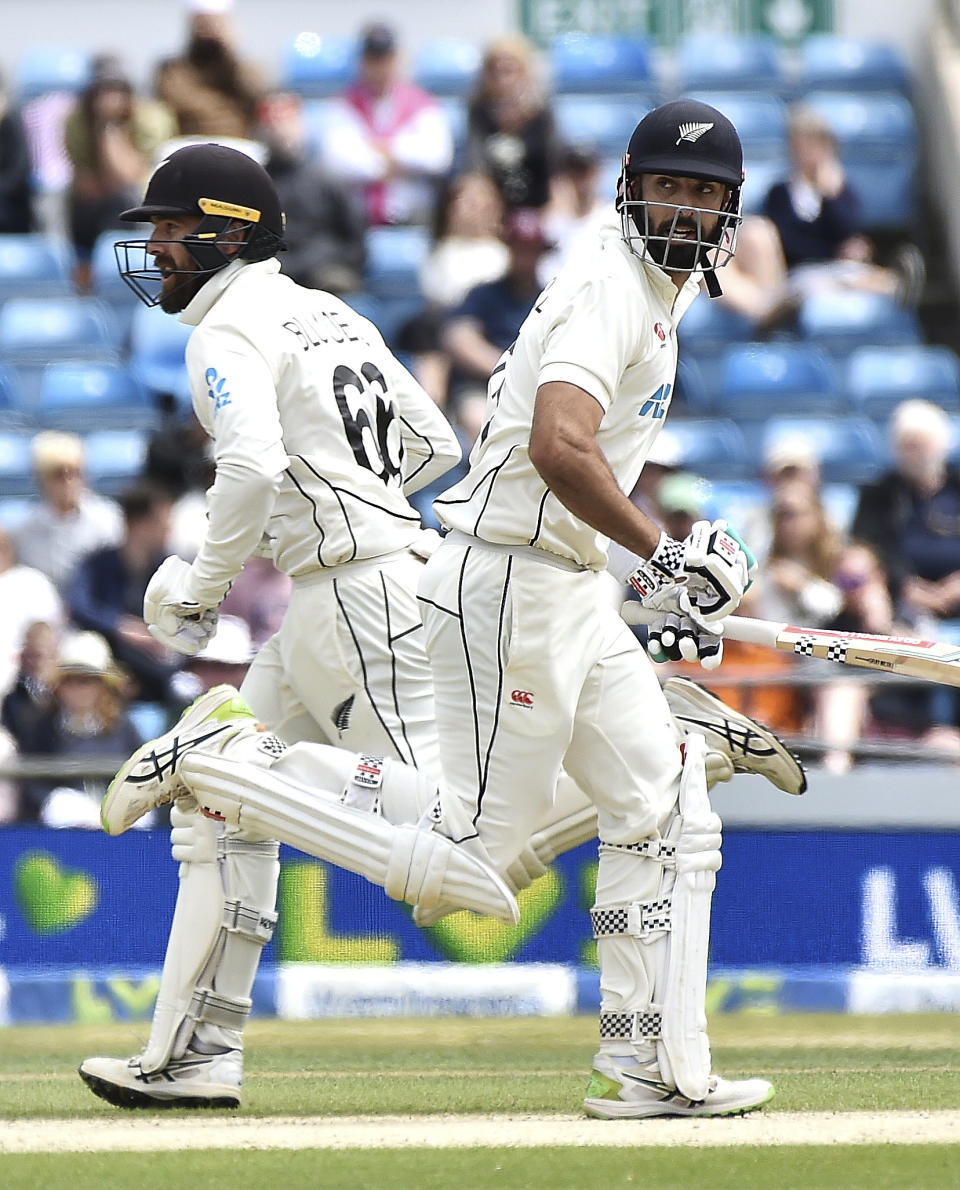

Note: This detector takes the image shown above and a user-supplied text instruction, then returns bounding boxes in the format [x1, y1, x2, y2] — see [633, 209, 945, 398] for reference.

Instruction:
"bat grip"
[621, 603, 786, 649]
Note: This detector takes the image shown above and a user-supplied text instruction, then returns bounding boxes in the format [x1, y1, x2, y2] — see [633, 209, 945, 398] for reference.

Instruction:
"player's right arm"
[529, 381, 662, 558]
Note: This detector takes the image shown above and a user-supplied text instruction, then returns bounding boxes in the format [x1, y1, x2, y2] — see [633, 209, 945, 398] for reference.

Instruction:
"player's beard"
[155, 259, 206, 314]
[647, 215, 703, 273]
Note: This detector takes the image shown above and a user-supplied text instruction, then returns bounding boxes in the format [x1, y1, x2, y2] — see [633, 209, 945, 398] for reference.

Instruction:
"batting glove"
[143, 555, 219, 657]
[646, 611, 725, 671]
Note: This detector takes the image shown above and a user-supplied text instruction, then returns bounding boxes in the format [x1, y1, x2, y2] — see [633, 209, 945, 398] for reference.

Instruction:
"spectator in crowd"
[156, 0, 267, 140]
[0, 529, 64, 701]
[743, 435, 823, 565]
[67, 481, 187, 704]
[318, 22, 453, 227]
[398, 170, 508, 402]
[1, 619, 60, 755]
[466, 34, 561, 212]
[257, 90, 367, 295]
[440, 207, 553, 407]
[813, 542, 898, 773]
[144, 411, 214, 500]
[717, 104, 924, 327]
[748, 477, 845, 627]
[0, 68, 35, 232]
[64, 55, 176, 291]
[25, 629, 143, 827]
[13, 431, 123, 595]
[542, 143, 609, 275]
[852, 398, 960, 627]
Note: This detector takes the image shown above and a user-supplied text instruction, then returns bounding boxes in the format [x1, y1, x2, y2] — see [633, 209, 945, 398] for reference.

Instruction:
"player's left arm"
[181, 336, 287, 608]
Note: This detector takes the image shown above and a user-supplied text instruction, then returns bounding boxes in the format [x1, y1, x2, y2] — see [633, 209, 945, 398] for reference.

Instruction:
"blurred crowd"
[0, 1, 953, 823]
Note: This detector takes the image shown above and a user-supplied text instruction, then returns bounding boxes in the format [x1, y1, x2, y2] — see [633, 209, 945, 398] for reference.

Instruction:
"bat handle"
[620, 602, 786, 649]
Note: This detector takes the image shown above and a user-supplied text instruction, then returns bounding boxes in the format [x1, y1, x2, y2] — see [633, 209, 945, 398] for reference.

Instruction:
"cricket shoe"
[583, 1052, 774, 1120]
[79, 1045, 242, 1109]
[664, 675, 807, 795]
[101, 685, 262, 835]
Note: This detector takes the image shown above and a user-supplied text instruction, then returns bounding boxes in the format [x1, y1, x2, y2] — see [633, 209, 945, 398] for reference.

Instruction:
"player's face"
[147, 214, 205, 313]
[637, 174, 728, 272]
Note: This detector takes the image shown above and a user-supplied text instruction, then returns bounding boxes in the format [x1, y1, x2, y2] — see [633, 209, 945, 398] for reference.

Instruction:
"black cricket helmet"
[115, 143, 287, 307]
[616, 99, 743, 291]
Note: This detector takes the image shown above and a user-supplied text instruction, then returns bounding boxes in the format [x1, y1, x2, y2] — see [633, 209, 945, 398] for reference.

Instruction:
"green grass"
[1, 1014, 959, 1189]
[2, 1147, 960, 1190]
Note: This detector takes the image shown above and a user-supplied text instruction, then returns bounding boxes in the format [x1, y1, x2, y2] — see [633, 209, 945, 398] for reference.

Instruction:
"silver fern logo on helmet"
[676, 122, 714, 146]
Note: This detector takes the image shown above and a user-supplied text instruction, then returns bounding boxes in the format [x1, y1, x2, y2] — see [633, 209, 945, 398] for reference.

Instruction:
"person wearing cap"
[24, 629, 142, 827]
[79, 140, 464, 1108]
[13, 431, 123, 596]
[156, 0, 267, 140]
[418, 99, 797, 1118]
[317, 22, 453, 227]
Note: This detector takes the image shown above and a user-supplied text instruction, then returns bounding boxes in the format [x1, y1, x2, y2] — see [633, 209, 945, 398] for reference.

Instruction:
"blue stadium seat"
[757, 416, 887, 484]
[364, 225, 430, 297]
[715, 342, 841, 420]
[554, 95, 651, 157]
[0, 430, 36, 496]
[796, 290, 922, 356]
[413, 38, 482, 97]
[548, 34, 658, 96]
[83, 429, 149, 496]
[801, 91, 918, 229]
[128, 304, 192, 410]
[844, 345, 960, 418]
[14, 45, 90, 100]
[798, 35, 911, 97]
[0, 365, 29, 428]
[675, 33, 787, 95]
[686, 92, 789, 214]
[676, 299, 755, 389]
[0, 234, 73, 298]
[301, 98, 337, 156]
[674, 355, 709, 415]
[0, 495, 32, 532]
[0, 296, 121, 363]
[38, 361, 159, 430]
[89, 229, 141, 341]
[129, 700, 171, 742]
[702, 477, 767, 526]
[650, 418, 750, 480]
[281, 33, 358, 97]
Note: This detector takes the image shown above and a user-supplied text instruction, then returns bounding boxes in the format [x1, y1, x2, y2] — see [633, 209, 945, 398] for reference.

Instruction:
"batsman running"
[79, 133, 803, 1113]
[418, 98, 789, 1118]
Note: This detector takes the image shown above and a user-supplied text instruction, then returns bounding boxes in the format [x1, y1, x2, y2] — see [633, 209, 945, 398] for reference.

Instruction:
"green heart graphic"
[427, 868, 562, 962]
[14, 850, 99, 934]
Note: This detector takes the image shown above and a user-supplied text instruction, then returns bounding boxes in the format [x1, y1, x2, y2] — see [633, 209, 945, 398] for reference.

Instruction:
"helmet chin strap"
[703, 269, 723, 297]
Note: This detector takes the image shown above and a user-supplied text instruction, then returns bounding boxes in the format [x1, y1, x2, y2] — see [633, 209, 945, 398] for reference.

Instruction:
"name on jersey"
[283, 309, 366, 351]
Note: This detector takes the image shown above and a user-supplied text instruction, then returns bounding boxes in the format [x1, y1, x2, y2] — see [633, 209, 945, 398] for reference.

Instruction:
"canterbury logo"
[676, 122, 713, 145]
[511, 690, 534, 708]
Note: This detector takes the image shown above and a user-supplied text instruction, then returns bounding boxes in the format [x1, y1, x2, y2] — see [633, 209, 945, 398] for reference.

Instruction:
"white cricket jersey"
[434, 219, 702, 571]
[179, 259, 460, 604]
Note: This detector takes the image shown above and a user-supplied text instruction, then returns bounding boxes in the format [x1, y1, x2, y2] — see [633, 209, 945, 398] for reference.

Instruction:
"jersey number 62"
[333, 362, 404, 486]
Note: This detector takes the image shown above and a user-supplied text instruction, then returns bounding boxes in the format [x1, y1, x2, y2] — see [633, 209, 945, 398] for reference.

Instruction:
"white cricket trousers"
[417, 535, 683, 871]
[241, 549, 440, 777]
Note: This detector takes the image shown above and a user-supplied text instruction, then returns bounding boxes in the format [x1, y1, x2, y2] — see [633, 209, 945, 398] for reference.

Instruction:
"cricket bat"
[621, 604, 960, 688]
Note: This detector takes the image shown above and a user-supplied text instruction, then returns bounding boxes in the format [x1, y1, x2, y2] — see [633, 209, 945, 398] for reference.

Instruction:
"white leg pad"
[179, 752, 519, 924]
[656, 732, 722, 1102]
[139, 803, 279, 1074]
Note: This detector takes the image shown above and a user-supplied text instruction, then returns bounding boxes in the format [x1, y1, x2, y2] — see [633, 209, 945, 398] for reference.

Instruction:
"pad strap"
[187, 986, 251, 1031]
[591, 899, 672, 939]
[222, 898, 277, 945]
[598, 838, 677, 864]
[599, 1010, 663, 1042]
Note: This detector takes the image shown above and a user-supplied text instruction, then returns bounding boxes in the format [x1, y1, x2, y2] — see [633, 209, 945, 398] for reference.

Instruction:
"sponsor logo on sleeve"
[205, 367, 232, 412]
